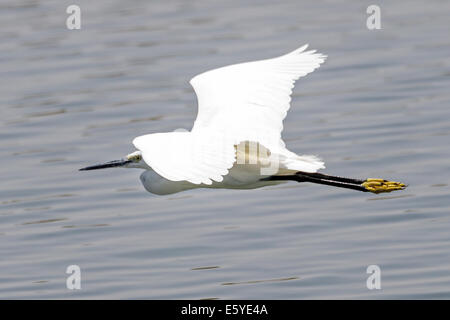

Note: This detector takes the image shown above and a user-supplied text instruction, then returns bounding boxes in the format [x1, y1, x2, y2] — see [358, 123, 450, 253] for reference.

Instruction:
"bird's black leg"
[262, 171, 406, 194]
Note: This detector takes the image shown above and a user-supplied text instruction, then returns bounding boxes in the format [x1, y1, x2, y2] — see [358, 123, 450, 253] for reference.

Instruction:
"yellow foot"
[361, 178, 407, 194]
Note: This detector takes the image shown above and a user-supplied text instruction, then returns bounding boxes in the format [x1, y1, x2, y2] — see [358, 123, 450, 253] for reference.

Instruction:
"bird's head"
[79, 151, 147, 171]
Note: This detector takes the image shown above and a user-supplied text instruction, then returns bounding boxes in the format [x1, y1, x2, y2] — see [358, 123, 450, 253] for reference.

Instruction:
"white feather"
[134, 45, 326, 184]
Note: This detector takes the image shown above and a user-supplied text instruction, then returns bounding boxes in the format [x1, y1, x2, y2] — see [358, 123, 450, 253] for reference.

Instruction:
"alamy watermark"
[66, 265, 81, 290]
[66, 5, 81, 30]
[366, 5, 381, 30]
[366, 265, 381, 290]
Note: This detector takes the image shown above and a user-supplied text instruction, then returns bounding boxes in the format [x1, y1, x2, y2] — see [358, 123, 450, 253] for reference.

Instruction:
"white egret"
[80, 45, 406, 195]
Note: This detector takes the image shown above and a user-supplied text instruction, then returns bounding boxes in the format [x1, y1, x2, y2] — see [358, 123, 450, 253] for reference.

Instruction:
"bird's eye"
[132, 154, 142, 162]
[127, 152, 142, 162]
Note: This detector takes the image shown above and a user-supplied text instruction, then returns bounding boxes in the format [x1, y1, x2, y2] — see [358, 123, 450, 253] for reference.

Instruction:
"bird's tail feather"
[282, 154, 325, 173]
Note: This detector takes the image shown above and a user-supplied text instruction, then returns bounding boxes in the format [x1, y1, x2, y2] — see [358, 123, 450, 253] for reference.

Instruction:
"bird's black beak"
[79, 159, 132, 171]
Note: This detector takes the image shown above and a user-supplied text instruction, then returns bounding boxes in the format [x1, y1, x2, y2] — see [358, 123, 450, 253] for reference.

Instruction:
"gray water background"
[0, 0, 449, 299]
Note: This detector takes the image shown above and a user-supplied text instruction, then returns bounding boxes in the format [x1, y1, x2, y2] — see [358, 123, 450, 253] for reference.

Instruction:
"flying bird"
[80, 45, 406, 195]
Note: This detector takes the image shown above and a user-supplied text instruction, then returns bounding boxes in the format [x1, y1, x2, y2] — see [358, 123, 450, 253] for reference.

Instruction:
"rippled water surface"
[1, 0, 450, 299]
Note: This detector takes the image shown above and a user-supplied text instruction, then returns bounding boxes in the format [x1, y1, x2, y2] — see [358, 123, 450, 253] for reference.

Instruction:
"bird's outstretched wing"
[134, 45, 326, 185]
[190, 44, 326, 151]
[133, 131, 236, 185]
